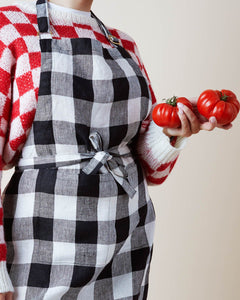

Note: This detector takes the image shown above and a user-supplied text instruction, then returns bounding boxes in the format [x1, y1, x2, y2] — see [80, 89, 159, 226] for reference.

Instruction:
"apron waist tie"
[16, 132, 137, 199]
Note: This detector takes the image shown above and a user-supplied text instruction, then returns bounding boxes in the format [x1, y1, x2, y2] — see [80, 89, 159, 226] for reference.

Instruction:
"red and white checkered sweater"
[0, 0, 187, 292]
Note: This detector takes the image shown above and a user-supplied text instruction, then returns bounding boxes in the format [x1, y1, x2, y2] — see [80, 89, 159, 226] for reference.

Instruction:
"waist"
[15, 151, 133, 170]
[15, 151, 138, 199]
[15, 132, 138, 199]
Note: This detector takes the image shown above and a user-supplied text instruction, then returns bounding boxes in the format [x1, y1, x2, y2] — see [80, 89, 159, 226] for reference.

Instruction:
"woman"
[0, 0, 232, 299]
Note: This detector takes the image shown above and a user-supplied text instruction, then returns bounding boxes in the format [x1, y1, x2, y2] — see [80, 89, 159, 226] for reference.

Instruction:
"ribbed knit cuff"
[0, 261, 14, 293]
[136, 120, 188, 170]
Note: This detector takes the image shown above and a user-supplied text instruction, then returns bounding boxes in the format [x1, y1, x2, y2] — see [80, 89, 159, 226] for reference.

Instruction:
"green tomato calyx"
[220, 92, 228, 102]
[165, 96, 178, 106]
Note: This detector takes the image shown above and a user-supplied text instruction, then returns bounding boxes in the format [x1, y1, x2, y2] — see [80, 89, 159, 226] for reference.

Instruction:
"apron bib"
[3, 1, 156, 299]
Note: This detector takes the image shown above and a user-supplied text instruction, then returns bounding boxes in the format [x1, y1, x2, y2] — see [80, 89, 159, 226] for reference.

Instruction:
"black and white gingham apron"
[2, 0, 156, 299]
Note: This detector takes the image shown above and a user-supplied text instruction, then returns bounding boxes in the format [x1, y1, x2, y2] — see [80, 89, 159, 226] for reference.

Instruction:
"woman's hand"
[162, 96, 233, 138]
[0, 292, 13, 300]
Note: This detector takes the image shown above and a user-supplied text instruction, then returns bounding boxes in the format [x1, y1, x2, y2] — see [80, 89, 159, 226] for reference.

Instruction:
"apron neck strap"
[36, 0, 51, 33]
[36, 0, 120, 47]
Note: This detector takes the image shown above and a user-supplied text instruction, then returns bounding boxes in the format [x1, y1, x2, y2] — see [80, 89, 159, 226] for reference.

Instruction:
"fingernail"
[177, 102, 184, 109]
[209, 116, 217, 123]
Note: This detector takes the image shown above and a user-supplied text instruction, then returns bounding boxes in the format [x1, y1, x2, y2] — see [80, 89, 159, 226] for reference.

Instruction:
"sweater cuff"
[0, 261, 14, 293]
[136, 120, 188, 170]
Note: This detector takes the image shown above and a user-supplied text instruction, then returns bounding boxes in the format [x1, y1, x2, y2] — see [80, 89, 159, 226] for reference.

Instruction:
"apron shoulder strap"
[90, 10, 121, 47]
[36, 0, 51, 33]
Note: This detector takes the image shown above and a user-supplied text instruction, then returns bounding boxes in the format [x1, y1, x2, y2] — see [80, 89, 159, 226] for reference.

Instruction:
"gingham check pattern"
[3, 165, 156, 299]
[2, 0, 156, 298]
[0, 0, 186, 290]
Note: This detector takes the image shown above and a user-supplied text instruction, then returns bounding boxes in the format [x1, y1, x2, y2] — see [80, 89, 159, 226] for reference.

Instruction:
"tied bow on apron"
[16, 131, 137, 199]
[82, 132, 137, 199]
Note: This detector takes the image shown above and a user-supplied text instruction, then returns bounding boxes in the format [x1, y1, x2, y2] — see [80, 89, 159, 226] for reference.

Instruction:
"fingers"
[177, 105, 192, 137]
[177, 102, 200, 135]
[199, 116, 217, 131]
[217, 123, 233, 130]
[199, 117, 233, 131]
[6, 292, 13, 300]
[0, 292, 13, 300]
[162, 103, 201, 138]
[162, 100, 234, 138]
[161, 102, 233, 138]
[162, 125, 181, 137]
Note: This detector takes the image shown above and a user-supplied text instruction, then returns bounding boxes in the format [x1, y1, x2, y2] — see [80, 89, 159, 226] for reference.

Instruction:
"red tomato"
[152, 96, 193, 128]
[197, 89, 240, 125]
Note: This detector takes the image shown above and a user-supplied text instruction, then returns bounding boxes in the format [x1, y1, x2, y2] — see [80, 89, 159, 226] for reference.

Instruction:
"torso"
[0, 0, 149, 170]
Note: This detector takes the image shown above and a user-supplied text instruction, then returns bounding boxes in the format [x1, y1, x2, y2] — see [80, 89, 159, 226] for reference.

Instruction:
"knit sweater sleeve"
[112, 30, 188, 185]
[0, 11, 15, 293]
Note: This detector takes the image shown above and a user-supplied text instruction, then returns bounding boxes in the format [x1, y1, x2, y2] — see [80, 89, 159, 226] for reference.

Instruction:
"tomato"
[152, 96, 193, 128]
[197, 89, 240, 125]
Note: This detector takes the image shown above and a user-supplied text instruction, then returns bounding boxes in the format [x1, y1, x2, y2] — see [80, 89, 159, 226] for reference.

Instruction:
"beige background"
[1, 0, 240, 299]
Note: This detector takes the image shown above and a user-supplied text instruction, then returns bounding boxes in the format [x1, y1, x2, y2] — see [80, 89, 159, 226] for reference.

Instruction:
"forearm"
[135, 120, 188, 185]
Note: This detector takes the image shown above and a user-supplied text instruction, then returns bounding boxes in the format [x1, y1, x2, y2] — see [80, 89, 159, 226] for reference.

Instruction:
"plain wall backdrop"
[1, 1, 240, 299]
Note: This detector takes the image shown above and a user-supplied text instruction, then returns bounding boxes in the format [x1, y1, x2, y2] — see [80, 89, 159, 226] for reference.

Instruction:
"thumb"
[162, 126, 181, 137]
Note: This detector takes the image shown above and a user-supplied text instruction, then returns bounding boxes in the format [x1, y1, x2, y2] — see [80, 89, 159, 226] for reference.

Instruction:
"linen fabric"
[0, 0, 188, 293]
[2, 0, 155, 299]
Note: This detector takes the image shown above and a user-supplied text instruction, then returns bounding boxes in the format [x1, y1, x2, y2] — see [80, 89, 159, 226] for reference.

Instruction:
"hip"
[3, 165, 156, 268]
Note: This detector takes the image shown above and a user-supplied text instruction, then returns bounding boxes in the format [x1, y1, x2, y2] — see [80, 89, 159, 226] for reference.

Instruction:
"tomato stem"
[166, 95, 178, 106]
[220, 92, 228, 102]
